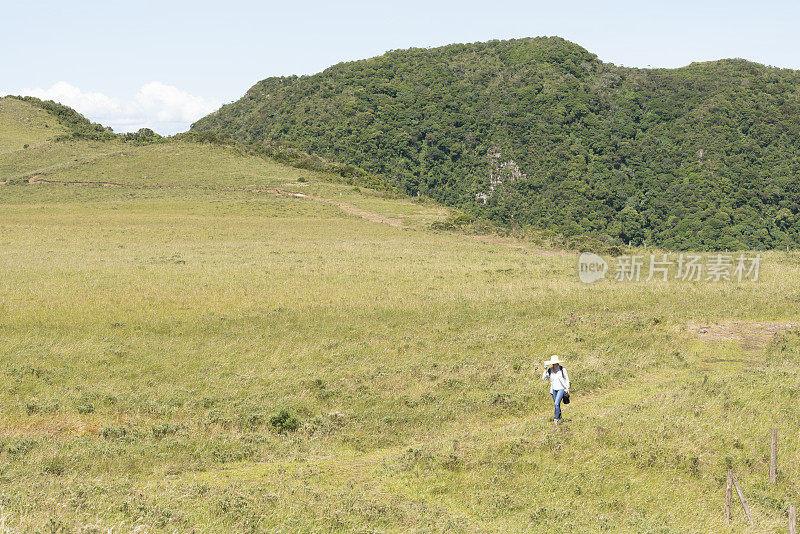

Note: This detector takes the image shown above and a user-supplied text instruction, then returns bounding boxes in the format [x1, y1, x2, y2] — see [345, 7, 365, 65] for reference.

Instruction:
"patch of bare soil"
[471, 235, 568, 256]
[290, 191, 406, 227]
[689, 321, 795, 350]
[1, 416, 101, 439]
[325, 199, 405, 227]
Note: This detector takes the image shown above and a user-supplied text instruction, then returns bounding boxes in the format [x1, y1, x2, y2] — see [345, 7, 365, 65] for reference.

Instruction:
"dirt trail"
[18, 177, 574, 255]
[28, 175, 123, 187]
[689, 321, 795, 350]
[302, 192, 406, 228]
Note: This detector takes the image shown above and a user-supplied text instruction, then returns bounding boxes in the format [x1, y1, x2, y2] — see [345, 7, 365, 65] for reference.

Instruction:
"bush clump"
[269, 409, 300, 433]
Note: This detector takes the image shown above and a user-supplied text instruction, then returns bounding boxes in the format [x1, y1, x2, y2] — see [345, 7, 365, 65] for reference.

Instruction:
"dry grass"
[1, 98, 800, 532]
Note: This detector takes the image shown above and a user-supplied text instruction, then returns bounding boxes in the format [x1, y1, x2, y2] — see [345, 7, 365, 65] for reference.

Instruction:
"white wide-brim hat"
[544, 355, 563, 367]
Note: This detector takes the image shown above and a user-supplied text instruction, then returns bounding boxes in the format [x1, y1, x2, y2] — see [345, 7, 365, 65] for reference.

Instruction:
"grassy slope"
[1, 98, 799, 532]
[0, 97, 68, 155]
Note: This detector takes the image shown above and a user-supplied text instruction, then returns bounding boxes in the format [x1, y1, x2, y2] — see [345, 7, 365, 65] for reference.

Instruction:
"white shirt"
[542, 366, 570, 392]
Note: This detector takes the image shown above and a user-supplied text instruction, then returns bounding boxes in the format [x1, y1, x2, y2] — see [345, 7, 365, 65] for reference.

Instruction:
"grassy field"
[1, 97, 800, 532]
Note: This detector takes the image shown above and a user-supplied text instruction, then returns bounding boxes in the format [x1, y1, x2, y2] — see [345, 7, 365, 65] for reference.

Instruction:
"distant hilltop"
[192, 36, 800, 250]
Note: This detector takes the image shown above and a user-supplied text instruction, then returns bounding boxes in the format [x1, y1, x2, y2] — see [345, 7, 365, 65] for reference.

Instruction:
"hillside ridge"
[191, 36, 800, 251]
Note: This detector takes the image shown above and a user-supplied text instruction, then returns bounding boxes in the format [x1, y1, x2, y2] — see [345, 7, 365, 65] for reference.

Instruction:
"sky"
[2, 0, 799, 135]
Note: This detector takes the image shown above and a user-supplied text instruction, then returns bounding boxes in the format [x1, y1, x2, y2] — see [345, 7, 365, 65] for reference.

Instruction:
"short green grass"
[1, 98, 799, 532]
[0, 97, 68, 155]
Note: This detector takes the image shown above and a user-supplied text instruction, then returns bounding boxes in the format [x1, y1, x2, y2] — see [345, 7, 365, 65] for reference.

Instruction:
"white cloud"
[10, 81, 220, 135]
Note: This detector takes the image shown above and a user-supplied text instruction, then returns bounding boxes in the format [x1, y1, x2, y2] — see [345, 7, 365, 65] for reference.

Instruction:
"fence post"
[790, 504, 796, 534]
[725, 470, 732, 524]
[770, 428, 777, 484]
[732, 474, 754, 526]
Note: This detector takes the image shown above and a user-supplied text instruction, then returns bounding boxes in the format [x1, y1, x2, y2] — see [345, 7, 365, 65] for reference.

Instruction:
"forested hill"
[191, 37, 800, 250]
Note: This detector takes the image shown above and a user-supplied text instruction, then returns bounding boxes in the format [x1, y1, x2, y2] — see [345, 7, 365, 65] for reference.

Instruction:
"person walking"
[541, 355, 570, 423]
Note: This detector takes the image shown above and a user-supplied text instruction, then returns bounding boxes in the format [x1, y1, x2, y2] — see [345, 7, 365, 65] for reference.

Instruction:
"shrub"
[100, 425, 147, 442]
[100, 426, 127, 440]
[269, 409, 300, 433]
[152, 423, 180, 439]
[76, 402, 95, 414]
[43, 456, 67, 476]
[8, 437, 38, 455]
[123, 128, 164, 144]
[25, 399, 59, 414]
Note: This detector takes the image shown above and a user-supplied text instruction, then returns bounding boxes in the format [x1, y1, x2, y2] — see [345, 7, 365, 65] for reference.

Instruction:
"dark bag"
[563, 391, 570, 404]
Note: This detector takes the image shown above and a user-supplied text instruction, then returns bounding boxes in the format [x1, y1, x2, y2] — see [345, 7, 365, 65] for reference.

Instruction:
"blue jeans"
[551, 389, 565, 420]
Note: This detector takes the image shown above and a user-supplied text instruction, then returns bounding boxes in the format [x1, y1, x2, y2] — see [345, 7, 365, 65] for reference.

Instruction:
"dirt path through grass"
[21, 176, 409, 228]
[18, 177, 583, 256]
